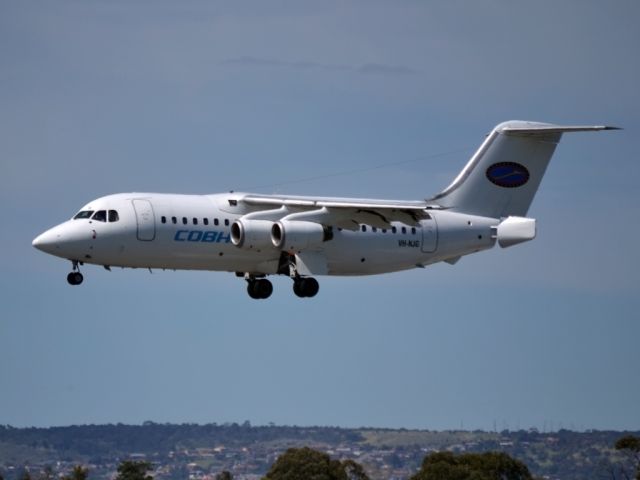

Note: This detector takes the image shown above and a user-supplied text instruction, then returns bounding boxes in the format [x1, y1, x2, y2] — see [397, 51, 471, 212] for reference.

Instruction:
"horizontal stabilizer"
[499, 123, 620, 134]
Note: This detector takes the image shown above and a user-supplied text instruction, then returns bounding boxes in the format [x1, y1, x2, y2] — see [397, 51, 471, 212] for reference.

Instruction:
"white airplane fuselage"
[33, 192, 496, 275]
[32, 121, 616, 298]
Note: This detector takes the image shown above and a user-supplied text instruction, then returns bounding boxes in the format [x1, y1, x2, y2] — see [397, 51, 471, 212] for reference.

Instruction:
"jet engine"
[271, 221, 333, 251]
[230, 219, 274, 250]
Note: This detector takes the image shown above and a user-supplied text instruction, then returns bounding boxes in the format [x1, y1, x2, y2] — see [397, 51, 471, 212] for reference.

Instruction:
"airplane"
[32, 120, 617, 299]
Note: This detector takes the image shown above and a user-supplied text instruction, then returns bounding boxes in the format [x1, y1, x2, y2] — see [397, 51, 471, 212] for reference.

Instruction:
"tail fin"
[430, 121, 618, 218]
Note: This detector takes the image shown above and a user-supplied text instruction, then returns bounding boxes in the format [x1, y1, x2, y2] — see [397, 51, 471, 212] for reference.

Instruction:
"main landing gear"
[239, 252, 321, 299]
[293, 276, 319, 298]
[67, 261, 84, 286]
[242, 274, 319, 299]
[246, 278, 273, 299]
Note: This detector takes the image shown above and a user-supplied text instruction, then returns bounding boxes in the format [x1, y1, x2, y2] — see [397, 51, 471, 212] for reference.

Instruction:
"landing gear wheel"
[67, 272, 84, 286]
[293, 277, 319, 298]
[256, 279, 273, 299]
[302, 277, 319, 297]
[247, 279, 273, 299]
[247, 282, 261, 299]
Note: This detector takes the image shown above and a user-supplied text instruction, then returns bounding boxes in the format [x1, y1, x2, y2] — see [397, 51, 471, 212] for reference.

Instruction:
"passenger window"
[182, 217, 187, 225]
[392, 226, 397, 234]
[411, 227, 416, 234]
[92, 210, 107, 222]
[382, 229, 387, 234]
[161, 216, 166, 224]
[193, 218, 198, 225]
[214, 218, 219, 226]
[74, 210, 94, 220]
[372, 227, 377, 233]
[361, 225, 367, 232]
[204, 218, 209, 226]
[172, 216, 177, 224]
[401, 227, 407, 234]
[224, 219, 229, 226]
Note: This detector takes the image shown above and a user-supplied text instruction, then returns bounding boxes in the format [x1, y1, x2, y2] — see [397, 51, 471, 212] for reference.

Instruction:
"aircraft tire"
[247, 281, 261, 299]
[293, 279, 305, 298]
[67, 272, 83, 285]
[293, 277, 319, 298]
[247, 279, 273, 299]
[301, 277, 319, 297]
[257, 279, 273, 299]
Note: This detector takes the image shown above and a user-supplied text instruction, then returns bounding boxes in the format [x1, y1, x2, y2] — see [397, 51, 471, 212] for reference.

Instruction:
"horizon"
[4, 421, 639, 435]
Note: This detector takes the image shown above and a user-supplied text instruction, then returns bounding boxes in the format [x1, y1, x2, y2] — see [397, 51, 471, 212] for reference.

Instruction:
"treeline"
[3, 423, 636, 456]
[0, 423, 362, 457]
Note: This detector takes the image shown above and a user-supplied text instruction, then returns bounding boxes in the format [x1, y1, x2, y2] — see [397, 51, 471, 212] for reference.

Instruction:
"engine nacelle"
[271, 220, 332, 251]
[230, 219, 275, 250]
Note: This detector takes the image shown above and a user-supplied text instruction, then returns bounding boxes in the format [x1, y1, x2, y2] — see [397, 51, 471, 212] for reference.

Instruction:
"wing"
[239, 193, 434, 229]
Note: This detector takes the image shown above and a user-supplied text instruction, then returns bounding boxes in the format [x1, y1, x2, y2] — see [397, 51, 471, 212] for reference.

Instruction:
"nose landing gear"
[67, 272, 84, 285]
[67, 261, 84, 285]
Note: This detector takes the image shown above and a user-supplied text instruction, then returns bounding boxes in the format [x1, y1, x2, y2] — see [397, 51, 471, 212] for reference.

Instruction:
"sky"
[1, 1, 639, 431]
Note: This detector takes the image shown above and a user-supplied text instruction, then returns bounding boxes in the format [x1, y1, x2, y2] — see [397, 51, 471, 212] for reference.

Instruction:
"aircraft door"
[421, 217, 437, 253]
[132, 199, 156, 241]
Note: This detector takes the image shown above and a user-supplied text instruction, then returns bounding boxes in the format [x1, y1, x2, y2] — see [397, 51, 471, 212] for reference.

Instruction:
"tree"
[62, 466, 89, 480]
[263, 447, 370, 480]
[115, 461, 153, 480]
[409, 451, 533, 480]
[342, 459, 370, 480]
[614, 435, 640, 480]
[18, 469, 32, 480]
[41, 466, 54, 480]
[616, 435, 640, 455]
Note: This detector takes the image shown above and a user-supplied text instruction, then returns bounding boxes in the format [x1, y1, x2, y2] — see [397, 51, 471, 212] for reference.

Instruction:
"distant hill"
[0, 423, 637, 480]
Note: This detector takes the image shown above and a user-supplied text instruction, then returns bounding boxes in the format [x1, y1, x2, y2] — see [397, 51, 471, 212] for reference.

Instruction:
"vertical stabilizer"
[430, 121, 617, 218]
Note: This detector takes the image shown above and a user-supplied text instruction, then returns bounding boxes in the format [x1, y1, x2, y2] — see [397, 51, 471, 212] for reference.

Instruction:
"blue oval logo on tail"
[486, 162, 530, 188]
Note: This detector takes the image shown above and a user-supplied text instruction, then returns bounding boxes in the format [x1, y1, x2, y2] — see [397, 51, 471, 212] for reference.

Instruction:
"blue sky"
[1, 1, 639, 431]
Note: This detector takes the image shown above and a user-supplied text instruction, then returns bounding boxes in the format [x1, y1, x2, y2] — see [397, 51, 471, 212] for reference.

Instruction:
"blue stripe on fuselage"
[174, 230, 231, 243]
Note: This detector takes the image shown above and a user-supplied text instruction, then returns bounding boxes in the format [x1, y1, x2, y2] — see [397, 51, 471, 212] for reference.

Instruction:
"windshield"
[92, 210, 107, 222]
[74, 210, 94, 219]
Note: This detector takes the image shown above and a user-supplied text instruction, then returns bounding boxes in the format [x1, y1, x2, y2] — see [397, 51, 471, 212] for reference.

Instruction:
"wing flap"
[240, 194, 430, 227]
[243, 194, 429, 210]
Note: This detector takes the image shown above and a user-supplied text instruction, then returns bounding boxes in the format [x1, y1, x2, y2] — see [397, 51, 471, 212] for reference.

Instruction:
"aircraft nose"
[32, 227, 61, 254]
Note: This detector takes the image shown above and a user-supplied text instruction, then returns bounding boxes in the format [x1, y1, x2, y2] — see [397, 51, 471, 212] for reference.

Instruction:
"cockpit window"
[74, 210, 94, 219]
[92, 210, 107, 222]
[108, 210, 119, 222]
